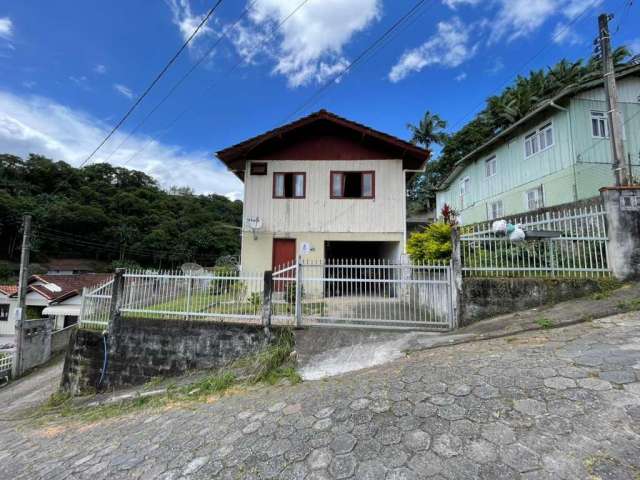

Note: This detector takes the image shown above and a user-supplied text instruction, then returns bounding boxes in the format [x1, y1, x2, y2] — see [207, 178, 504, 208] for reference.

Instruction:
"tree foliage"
[0, 154, 243, 269]
[408, 48, 632, 212]
[406, 222, 453, 263]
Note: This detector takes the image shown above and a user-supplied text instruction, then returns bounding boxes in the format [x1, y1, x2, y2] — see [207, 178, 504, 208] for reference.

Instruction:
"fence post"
[600, 187, 640, 280]
[295, 256, 302, 328]
[185, 276, 192, 321]
[108, 268, 125, 335]
[450, 227, 463, 330]
[262, 271, 273, 327]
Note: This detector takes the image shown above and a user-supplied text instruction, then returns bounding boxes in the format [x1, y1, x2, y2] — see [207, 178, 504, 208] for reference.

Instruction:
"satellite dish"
[181, 263, 204, 275]
[246, 216, 262, 240]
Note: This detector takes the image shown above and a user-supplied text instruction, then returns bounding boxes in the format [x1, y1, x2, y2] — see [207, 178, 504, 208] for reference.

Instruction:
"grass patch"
[30, 328, 299, 425]
[535, 318, 554, 329]
[617, 299, 640, 311]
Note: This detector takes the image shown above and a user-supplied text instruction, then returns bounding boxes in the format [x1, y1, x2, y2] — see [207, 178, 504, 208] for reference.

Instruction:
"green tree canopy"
[0, 154, 242, 269]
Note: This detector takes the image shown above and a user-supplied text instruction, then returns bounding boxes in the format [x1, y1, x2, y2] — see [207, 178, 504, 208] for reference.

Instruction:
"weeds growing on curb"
[31, 329, 300, 424]
[536, 318, 554, 329]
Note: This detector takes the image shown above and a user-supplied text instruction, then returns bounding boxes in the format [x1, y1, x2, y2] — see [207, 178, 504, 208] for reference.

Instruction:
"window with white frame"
[525, 186, 544, 211]
[486, 200, 503, 220]
[0, 304, 8, 322]
[591, 111, 608, 138]
[459, 177, 470, 209]
[485, 156, 497, 177]
[524, 123, 554, 158]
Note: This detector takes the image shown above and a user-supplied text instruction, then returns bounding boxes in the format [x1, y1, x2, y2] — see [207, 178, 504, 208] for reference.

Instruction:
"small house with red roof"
[0, 274, 111, 335]
[217, 110, 429, 272]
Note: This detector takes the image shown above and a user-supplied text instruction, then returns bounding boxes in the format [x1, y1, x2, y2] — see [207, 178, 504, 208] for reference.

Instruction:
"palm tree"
[407, 111, 449, 148]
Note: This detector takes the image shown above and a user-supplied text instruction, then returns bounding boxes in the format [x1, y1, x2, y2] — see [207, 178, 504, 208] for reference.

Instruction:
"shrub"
[407, 222, 453, 263]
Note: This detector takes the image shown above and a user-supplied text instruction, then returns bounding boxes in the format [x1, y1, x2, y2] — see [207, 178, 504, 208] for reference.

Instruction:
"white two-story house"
[217, 110, 429, 272]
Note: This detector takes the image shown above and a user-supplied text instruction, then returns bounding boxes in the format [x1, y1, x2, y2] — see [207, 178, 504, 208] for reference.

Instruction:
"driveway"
[2, 312, 640, 479]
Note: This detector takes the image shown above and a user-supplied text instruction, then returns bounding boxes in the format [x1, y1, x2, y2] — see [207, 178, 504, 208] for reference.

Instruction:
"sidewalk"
[298, 281, 640, 379]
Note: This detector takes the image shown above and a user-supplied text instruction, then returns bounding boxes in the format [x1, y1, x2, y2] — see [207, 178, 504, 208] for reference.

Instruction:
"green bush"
[407, 222, 453, 263]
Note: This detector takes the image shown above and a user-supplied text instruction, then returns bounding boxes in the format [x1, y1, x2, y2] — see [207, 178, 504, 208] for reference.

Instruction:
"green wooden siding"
[437, 78, 640, 225]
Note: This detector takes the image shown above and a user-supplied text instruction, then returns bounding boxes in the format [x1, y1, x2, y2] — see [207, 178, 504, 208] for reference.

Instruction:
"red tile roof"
[25, 274, 113, 303]
[0, 285, 18, 296]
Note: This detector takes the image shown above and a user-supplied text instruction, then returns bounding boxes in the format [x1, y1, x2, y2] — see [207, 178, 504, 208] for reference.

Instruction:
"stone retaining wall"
[461, 277, 613, 326]
[61, 318, 274, 394]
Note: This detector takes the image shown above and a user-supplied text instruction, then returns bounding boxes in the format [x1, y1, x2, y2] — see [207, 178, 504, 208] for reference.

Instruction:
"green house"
[436, 63, 640, 225]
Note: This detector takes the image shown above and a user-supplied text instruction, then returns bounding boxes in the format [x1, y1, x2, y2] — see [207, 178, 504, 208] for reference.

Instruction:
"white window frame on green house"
[485, 156, 497, 177]
[590, 110, 609, 138]
[524, 122, 554, 158]
[525, 185, 544, 211]
[486, 199, 503, 220]
[459, 176, 470, 209]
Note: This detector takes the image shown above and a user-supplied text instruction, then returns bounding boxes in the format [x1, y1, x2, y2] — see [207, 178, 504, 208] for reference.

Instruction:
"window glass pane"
[331, 173, 343, 197]
[525, 140, 532, 157]
[362, 173, 373, 197]
[592, 118, 599, 137]
[600, 119, 607, 137]
[539, 131, 546, 150]
[275, 174, 284, 197]
[546, 127, 553, 146]
[294, 174, 304, 197]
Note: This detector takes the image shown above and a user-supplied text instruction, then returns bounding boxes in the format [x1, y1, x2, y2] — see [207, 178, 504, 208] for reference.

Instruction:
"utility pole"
[13, 214, 31, 377]
[598, 13, 628, 186]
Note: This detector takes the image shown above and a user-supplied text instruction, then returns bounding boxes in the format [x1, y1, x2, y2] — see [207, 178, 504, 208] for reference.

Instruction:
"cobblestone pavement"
[2, 312, 640, 480]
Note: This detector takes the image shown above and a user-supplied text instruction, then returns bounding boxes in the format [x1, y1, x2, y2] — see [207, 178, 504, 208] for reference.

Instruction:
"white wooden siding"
[243, 159, 405, 234]
[576, 77, 640, 103]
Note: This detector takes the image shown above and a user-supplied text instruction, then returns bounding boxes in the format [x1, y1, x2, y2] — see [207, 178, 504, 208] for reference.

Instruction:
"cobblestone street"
[2, 312, 640, 479]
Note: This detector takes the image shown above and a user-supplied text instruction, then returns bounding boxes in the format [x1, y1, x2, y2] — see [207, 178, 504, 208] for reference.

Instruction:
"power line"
[102, 0, 260, 165]
[80, 0, 225, 168]
[120, 0, 312, 168]
[446, 0, 607, 135]
[282, 0, 433, 122]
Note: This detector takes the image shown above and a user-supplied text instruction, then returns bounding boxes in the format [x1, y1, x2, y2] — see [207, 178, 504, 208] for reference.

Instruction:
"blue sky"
[1, 0, 638, 199]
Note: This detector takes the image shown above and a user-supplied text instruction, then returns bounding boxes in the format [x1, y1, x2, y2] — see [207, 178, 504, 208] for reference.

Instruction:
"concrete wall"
[16, 318, 52, 374]
[62, 318, 277, 393]
[601, 186, 640, 280]
[51, 324, 77, 354]
[460, 277, 613, 326]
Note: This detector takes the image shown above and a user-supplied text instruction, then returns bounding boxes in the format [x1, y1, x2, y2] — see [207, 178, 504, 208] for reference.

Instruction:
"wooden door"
[273, 239, 296, 292]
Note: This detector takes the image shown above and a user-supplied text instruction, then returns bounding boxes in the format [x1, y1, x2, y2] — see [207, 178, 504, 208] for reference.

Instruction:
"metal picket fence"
[296, 259, 454, 330]
[79, 260, 456, 331]
[460, 202, 611, 277]
[0, 352, 13, 378]
[79, 278, 114, 330]
[119, 268, 265, 324]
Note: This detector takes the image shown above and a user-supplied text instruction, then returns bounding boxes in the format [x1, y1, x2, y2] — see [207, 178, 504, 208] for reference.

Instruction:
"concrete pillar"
[450, 227, 463, 330]
[600, 187, 640, 280]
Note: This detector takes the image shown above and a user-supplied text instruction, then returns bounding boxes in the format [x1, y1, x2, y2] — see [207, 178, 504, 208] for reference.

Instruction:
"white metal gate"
[296, 259, 454, 331]
[79, 278, 114, 330]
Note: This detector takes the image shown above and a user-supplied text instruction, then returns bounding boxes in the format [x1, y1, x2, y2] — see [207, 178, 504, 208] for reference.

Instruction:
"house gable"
[217, 110, 429, 179]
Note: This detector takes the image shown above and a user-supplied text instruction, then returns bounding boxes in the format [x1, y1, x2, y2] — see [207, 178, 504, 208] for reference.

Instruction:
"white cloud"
[69, 75, 91, 91]
[0, 90, 243, 198]
[230, 0, 382, 87]
[563, 0, 602, 20]
[22, 80, 36, 89]
[113, 83, 135, 99]
[94, 64, 107, 74]
[166, 0, 216, 48]
[388, 17, 476, 83]
[0, 17, 13, 40]
[487, 57, 504, 75]
[490, 0, 558, 44]
[552, 22, 582, 45]
[455, 72, 467, 81]
[442, 0, 481, 9]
